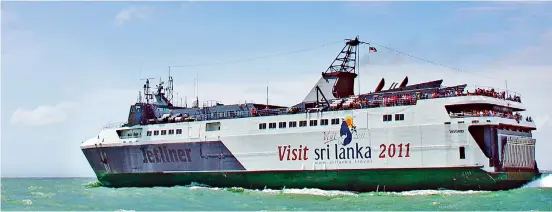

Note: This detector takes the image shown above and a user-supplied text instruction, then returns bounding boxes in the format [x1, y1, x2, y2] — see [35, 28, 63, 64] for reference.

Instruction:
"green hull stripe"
[95, 167, 542, 191]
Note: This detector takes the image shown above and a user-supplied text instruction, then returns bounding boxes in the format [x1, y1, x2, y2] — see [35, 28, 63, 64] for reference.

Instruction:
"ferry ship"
[80, 37, 542, 191]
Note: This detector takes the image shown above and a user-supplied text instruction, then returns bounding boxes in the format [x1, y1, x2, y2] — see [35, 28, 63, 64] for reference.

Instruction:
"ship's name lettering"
[314, 143, 372, 160]
[140, 146, 192, 163]
[278, 145, 309, 161]
[277, 144, 372, 161]
[449, 129, 464, 133]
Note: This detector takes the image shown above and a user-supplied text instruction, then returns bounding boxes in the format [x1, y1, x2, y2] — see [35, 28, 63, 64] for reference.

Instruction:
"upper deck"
[109, 36, 533, 129]
[108, 78, 530, 130]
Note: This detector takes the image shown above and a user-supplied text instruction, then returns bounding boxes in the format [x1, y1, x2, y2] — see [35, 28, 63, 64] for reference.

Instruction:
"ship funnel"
[399, 76, 409, 88]
[375, 78, 385, 92]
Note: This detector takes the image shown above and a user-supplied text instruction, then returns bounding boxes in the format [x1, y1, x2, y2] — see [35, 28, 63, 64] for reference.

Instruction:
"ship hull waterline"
[90, 167, 541, 192]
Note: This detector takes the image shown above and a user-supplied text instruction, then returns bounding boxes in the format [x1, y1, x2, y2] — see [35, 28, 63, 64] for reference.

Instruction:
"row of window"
[259, 118, 341, 130]
[144, 114, 406, 134]
[146, 129, 183, 136]
[383, 114, 405, 122]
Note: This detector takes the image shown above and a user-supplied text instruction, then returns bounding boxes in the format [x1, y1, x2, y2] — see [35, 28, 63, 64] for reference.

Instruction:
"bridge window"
[168, 129, 174, 135]
[310, 120, 318, 126]
[176, 129, 183, 134]
[147, 131, 152, 136]
[395, 114, 405, 121]
[153, 130, 159, 136]
[269, 123, 277, 129]
[258, 123, 267, 130]
[299, 121, 307, 127]
[279, 122, 287, 128]
[289, 121, 297, 128]
[331, 118, 340, 125]
[321, 119, 329, 126]
[459, 146, 466, 159]
[161, 130, 167, 135]
[383, 115, 392, 122]
[206, 122, 221, 131]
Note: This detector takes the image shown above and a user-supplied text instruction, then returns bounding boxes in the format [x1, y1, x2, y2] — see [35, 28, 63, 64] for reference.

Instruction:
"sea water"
[1, 174, 551, 211]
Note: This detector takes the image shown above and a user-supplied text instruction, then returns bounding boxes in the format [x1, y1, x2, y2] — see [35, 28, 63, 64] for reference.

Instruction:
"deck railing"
[465, 85, 522, 103]
[125, 84, 526, 126]
[450, 112, 534, 123]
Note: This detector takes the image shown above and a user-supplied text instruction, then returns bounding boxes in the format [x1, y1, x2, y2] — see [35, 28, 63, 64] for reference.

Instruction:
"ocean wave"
[30, 192, 55, 198]
[381, 190, 491, 196]
[260, 188, 359, 197]
[83, 181, 103, 188]
[183, 184, 358, 197]
[22, 199, 33, 206]
[187, 183, 221, 191]
[182, 183, 496, 197]
[524, 174, 552, 188]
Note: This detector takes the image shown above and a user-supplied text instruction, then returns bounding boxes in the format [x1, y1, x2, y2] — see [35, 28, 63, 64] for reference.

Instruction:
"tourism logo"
[324, 116, 359, 146]
[339, 116, 357, 146]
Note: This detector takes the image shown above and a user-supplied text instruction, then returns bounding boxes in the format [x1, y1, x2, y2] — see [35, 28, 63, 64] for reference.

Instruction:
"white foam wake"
[524, 174, 552, 188]
[185, 185, 490, 197]
[260, 188, 358, 197]
[385, 190, 490, 196]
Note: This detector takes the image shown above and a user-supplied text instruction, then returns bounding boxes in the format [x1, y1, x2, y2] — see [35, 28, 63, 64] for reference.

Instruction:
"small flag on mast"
[369, 46, 377, 52]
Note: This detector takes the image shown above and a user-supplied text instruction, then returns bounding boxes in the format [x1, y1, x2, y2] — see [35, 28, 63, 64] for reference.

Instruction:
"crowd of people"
[450, 110, 533, 123]
[466, 88, 522, 103]
[304, 86, 527, 119]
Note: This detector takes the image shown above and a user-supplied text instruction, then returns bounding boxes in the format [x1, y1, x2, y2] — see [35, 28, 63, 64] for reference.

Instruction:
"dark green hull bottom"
[95, 167, 542, 192]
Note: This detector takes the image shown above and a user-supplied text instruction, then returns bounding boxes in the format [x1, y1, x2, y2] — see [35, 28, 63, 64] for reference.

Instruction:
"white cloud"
[491, 29, 552, 66]
[10, 101, 78, 127]
[114, 5, 153, 26]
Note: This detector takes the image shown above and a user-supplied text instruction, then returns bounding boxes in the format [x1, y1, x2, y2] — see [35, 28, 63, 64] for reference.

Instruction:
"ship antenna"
[140, 77, 155, 104]
[197, 70, 200, 108]
[266, 68, 269, 109]
[357, 35, 362, 95]
[166, 66, 174, 103]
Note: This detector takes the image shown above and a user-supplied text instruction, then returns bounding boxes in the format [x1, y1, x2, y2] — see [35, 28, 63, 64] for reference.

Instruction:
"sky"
[1, 1, 552, 177]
